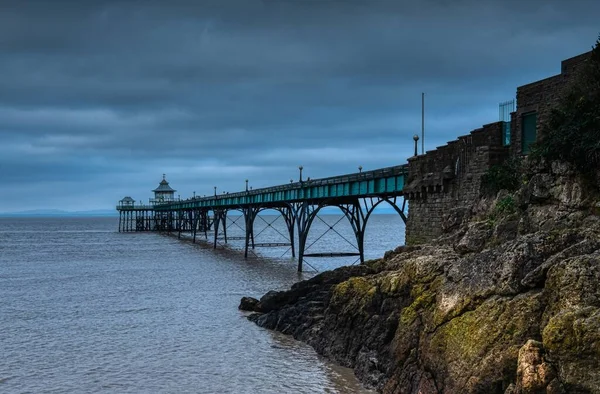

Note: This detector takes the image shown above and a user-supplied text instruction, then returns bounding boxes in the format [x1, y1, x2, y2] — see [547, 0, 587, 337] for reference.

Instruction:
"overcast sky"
[1, 0, 598, 212]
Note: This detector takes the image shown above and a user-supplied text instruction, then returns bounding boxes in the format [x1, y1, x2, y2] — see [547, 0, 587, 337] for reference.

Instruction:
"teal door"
[522, 112, 537, 153]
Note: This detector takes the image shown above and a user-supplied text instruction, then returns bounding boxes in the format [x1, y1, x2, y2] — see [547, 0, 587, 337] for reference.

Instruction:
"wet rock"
[238, 296, 260, 311]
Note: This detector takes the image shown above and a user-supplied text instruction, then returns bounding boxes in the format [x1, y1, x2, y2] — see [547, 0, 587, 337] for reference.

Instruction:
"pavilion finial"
[163, 173, 166, 180]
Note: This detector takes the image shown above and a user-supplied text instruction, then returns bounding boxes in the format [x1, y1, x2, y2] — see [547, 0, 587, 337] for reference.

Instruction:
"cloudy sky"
[1, 0, 598, 212]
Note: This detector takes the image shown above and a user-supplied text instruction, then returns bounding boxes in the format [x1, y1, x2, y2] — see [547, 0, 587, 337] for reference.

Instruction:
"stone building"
[404, 50, 592, 244]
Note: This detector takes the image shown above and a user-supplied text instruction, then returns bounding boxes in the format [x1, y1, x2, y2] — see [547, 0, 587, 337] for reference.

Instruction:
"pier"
[117, 165, 408, 272]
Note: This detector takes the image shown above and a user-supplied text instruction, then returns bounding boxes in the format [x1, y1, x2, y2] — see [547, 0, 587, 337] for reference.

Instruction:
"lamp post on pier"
[299, 165, 303, 182]
[245, 179, 249, 192]
[358, 165, 362, 173]
[214, 186, 217, 197]
[193, 191, 196, 199]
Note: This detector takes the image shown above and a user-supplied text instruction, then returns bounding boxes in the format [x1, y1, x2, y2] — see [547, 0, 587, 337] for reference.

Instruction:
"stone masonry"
[404, 122, 507, 244]
[404, 51, 592, 245]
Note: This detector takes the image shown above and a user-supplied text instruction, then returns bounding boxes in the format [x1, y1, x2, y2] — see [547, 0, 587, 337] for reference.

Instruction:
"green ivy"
[495, 196, 516, 215]
[530, 35, 600, 185]
[487, 196, 516, 225]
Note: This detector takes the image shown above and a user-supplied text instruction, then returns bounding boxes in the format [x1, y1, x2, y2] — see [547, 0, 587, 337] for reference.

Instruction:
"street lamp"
[245, 179, 249, 191]
[358, 165, 363, 173]
[193, 191, 196, 199]
[299, 165, 303, 182]
[214, 186, 217, 196]
[413, 134, 420, 157]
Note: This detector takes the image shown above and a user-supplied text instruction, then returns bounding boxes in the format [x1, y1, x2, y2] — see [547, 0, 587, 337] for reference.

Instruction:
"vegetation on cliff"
[532, 35, 600, 183]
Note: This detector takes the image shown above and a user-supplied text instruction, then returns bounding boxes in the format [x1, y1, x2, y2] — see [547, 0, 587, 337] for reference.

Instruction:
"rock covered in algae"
[243, 164, 600, 393]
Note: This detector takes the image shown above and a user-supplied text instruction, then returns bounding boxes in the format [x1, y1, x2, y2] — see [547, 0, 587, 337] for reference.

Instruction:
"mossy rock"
[330, 276, 378, 312]
[399, 278, 441, 326]
[542, 307, 600, 392]
[420, 292, 543, 393]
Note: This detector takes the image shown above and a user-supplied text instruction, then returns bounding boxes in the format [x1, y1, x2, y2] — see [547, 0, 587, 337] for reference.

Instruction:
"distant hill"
[0, 206, 398, 218]
[0, 209, 119, 217]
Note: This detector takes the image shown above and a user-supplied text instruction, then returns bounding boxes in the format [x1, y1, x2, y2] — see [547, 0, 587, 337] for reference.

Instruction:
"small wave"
[115, 307, 150, 314]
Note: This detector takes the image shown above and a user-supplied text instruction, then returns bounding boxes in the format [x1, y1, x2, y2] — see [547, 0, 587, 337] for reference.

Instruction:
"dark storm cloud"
[0, 0, 598, 211]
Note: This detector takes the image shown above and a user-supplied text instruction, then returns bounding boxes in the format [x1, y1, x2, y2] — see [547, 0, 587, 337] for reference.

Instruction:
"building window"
[521, 112, 537, 153]
[502, 121, 511, 146]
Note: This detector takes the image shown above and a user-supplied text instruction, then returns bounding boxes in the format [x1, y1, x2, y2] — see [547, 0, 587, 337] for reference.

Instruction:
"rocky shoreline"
[240, 161, 600, 394]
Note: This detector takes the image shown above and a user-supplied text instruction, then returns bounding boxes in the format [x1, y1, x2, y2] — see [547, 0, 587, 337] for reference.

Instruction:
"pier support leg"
[192, 210, 198, 243]
[213, 211, 220, 249]
[203, 210, 209, 239]
[243, 206, 260, 258]
[295, 201, 321, 272]
[222, 211, 228, 244]
[178, 210, 183, 239]
[340, 200, 366, 264]
[213, 210, 228, 249]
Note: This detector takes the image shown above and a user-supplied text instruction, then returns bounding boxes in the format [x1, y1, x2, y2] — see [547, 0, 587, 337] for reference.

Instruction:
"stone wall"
[404, 122, 507, 244]
[404, 51, 592, 245]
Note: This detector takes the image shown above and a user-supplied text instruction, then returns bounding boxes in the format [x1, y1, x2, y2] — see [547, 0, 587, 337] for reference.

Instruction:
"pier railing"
[116, 204, 156, 210]
[152, 164, 408, 211]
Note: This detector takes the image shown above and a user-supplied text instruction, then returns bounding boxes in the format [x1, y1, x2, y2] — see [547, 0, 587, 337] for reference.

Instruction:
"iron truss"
[119, 196, 406, 272]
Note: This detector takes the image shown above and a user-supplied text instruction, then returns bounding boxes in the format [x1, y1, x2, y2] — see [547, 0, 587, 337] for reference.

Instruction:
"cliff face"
[241, 161, 600, 394]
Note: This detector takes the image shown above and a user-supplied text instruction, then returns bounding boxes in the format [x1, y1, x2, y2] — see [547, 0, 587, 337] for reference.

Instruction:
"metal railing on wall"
[499, 99, 515, 146]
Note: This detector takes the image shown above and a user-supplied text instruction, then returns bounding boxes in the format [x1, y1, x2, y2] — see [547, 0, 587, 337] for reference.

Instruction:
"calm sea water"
[0, 215, 404, 393]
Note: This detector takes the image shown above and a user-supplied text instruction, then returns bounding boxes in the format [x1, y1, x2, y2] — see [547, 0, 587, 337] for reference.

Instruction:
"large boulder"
[506, 340, 563, 394]
[238, 296, 260, 312]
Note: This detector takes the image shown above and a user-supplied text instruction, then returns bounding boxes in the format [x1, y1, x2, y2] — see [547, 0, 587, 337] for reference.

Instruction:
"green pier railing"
[143, 164, 408, 211]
